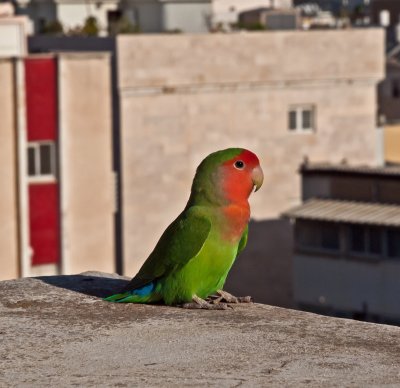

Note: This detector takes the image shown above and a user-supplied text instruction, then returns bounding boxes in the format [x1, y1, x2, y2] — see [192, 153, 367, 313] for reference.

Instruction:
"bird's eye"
[234, 160, 245, 170]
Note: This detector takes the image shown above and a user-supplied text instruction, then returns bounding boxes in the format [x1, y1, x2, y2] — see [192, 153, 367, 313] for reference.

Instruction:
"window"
[387, 229, 400, 259]
[320, 223, 340, 250]
[350, 225, 365, 253]
[297, 221, 340, 252]
[288, 105, 315, 132]
[368, 227, 382, 255]
[27, 142, 56, 181]
[349, 225, 383, 256]
[392, 80, 400, 99]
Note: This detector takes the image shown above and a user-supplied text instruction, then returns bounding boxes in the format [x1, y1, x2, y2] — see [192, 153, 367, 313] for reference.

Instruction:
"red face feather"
[220, 150, 262, 204]
[214, 149, 263, 241]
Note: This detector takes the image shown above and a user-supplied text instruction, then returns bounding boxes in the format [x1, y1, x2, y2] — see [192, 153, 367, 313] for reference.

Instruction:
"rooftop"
[1, 271, 400, 386]
[283, 198, 400, 226]
[301, 162, 400, 177]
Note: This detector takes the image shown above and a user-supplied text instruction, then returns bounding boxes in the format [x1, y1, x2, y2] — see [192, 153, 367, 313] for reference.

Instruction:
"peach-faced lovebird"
[105, 148, 263, 309]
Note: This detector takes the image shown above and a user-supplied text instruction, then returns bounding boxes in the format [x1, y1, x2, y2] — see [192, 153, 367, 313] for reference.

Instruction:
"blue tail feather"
[131, 282, 155, 296]
[104, 281, 156, 303]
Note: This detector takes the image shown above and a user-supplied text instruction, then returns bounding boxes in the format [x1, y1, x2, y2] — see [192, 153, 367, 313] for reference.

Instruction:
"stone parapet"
[1, 272, 399, 386]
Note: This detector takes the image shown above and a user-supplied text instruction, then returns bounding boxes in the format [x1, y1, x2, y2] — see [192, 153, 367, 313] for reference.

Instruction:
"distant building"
[119, 0, 211, 33]
[379, 55, 400, 124]
[294, 0, 370, 27]
[295, 3, 337, 29]
[0, 53, 115, 280]
[15, 0, 119, 35]
[284, 163, 400, 324]
[384, 123, 400, 165]
[378, 45, 400, 164]
[14, 0, 211, 35]
[0, 3, 31, 57]
[370, 0, 400, 47]
[294, 0, 368, 15]
[211, 0, 292, 30]
[238, 7, 299, 30]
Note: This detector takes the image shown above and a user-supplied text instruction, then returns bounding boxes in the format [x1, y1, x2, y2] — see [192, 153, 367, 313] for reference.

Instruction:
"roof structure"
[283, 198, 400, 227]
[300, 163, 400, 177]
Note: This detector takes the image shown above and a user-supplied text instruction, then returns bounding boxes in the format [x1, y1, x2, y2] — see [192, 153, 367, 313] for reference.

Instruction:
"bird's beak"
[252, 165, 264, 192]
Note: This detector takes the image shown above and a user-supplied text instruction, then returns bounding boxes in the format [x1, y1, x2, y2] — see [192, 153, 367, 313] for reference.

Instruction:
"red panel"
[25, 57, 57, 141]
[29, 184, 59, 265]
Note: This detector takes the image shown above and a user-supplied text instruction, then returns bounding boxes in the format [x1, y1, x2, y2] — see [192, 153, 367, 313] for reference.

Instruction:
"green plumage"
[104, 148, 251, 305]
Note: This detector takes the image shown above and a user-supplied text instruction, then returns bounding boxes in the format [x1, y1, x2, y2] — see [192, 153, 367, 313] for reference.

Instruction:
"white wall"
[0, 17, 28, 57]
[163, 2, 211, 32]
[57, 1, 118, 34]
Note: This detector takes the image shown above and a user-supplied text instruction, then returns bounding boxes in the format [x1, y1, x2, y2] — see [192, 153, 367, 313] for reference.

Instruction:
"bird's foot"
[180, 295, 230, 310]
[209, 290, 253, 304]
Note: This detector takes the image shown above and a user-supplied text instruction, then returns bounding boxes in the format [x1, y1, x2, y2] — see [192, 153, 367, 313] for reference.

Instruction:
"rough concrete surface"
[1, 272, 400, 387]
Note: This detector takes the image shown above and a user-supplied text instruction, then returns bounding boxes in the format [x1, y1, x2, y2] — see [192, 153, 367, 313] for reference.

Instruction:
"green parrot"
[105, 148, 264, 309]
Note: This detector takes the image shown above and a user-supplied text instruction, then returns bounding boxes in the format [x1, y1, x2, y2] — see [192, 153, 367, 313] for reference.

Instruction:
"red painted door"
[25, 57, 60, 266]
[28, 185, 59, 265]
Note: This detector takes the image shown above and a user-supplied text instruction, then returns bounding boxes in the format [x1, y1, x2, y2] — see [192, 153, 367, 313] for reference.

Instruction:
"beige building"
[0, 59, 19, 280]
[116, 30, 385, 290]
[0, 53, 115, 281]
[379, 55, 400, 164]
[57, 53, 115, 276]
[385, 124, 400, 164]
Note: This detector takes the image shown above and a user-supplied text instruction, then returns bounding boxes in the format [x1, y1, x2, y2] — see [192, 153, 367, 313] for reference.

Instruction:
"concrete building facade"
[0, 53, 115, 280]
[285, 163, 400, 324]
[0, 60, 20, 280]
[378, 47, 400, 165]
[57, 53, 115, 275]
[385, 123, 400, 164]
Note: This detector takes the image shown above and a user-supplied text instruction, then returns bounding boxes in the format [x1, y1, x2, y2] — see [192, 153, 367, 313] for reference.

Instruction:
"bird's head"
[189, 148, 264, 207]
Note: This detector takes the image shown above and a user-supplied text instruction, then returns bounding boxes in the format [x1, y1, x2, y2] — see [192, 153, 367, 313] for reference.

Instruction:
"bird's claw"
[180, 302, 230, 310]
[179, 295, 232, 310]
[209, 290, 253, 304]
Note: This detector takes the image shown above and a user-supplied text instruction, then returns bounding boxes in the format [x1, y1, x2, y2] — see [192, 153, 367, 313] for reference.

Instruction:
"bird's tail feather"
[103, 292, 152, 303]
[103, 281, 159, 303]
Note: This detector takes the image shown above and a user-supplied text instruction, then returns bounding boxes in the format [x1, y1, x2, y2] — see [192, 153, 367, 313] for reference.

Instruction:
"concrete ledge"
[1, 272, 400, 386]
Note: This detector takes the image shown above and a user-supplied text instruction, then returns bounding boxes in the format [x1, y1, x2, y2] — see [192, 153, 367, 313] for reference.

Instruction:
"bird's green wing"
[123, 207, 211, 292]
[237, 224, 248, 254]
